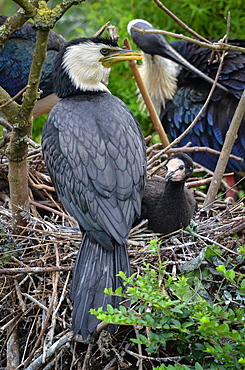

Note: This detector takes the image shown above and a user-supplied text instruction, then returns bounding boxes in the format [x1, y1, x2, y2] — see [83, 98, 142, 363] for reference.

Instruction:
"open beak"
[100, 49, 143, 68]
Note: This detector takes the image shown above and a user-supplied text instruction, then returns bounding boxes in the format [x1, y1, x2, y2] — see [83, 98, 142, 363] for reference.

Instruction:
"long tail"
[70, 233, 131, 340]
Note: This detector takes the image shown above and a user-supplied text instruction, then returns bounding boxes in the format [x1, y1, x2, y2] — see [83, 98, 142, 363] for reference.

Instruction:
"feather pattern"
[42, 91, 146, 338]
[136, 153, 196, 234]
[128, 19, 245, 175]
[70, 234, 130, 338]
[0, 16, 66, 104]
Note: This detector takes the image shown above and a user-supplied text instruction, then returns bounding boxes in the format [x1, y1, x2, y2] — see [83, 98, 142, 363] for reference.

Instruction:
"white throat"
[139, 53, 180, 114]
[62, 42, 111, 92]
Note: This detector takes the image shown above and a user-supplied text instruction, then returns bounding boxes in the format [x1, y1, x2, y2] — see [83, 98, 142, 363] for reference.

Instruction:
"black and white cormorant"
[138, 153, 196, 235]
[42, 36, 146, 340]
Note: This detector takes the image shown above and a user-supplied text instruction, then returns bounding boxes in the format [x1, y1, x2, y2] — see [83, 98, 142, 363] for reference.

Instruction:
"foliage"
[2, 0, 245, 141]
[51, 0, 245, 138]
[91, 240, 245, 369]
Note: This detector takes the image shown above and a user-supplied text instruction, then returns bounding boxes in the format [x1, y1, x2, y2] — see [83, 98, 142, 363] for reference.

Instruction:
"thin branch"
[125, 348, 182, 363]
[0, 85, 29, 109]
[123, 37, 170, 148]
[13, 0, 37, 14]
[132, 27, 245, 54]
[161, 50, 226, 154]
[146, 145, 242, 167]
[0, 266, 73, 275]
[152, 0, 211, 43]
[23, 332, 73, 370]
[94, 21, 111, 37]
[0, 7, 37, 48]
[0, 117, 13, 131]
[203, 89, 245, 209]
[33, 0, 86, 29]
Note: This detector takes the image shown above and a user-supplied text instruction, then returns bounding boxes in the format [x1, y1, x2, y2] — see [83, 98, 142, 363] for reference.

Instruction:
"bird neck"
[140, 53, 179, 115]
[165, 179, 186, 194]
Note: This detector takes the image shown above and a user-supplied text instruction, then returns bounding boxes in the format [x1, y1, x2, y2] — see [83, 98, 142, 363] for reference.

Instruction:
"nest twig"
[0, 139, 244, 369]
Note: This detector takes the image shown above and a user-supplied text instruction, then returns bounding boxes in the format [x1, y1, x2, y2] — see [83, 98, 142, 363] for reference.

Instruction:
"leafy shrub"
[91, 241, 245, 369]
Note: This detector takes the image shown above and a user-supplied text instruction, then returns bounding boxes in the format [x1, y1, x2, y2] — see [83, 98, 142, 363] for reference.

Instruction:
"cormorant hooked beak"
[165, 169, 186, 182]
[100, 48, 143, 68]
[165, 170, 175, 181]
[128, 19, 228, 93]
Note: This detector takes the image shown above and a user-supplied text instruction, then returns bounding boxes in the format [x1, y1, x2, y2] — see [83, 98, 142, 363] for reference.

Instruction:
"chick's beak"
[100, 49, 143, 68]
[165, 171, 174, 181]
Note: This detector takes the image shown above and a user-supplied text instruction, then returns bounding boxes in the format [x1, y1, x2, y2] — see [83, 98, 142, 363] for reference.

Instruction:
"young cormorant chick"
[140, 153, 196, 235]
[42, 36, 146, 340]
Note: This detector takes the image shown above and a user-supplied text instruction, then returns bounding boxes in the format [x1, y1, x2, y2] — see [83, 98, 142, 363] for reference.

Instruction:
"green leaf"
[106, 304, 115, 314]
[240, 279, 245, 291]
[195, 363, 204, 370]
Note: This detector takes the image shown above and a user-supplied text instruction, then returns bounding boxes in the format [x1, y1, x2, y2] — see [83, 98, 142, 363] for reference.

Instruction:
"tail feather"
[70, 233, 130, 340]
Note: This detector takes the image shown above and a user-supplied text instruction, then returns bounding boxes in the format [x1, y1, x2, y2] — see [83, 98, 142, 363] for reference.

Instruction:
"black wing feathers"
[42, 92, 146, 250]
[42, 91, 145, 338]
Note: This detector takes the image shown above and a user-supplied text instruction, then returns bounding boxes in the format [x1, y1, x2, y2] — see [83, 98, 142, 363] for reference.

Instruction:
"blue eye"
[100, 49, 109, 56]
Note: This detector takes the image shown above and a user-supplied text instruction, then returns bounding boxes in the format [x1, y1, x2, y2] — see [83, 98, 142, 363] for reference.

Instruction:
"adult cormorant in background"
[42, 36, 146, 340]
[0, 15, 66, 118]
[138, 153, 196, 234]
[127, 19, 245, 178]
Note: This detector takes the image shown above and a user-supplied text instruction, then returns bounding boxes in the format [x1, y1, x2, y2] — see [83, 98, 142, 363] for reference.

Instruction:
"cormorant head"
[128, 19, 227, 93]
[128, 19, 165, 56]
[164, 153, 194, 182]
[53, 36, 143, 97]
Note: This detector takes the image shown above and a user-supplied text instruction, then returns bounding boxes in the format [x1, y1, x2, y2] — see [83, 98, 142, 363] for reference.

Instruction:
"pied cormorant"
[127, 19, 245, 192]
[42, 36, 146, 340]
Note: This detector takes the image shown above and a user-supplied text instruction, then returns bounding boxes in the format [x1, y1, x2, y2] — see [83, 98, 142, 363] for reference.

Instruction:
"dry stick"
[14, 280, 27, 312]
[81, 343, 94, 370]
[22, 268, 60, 368]
[0, 266, 73, 275]
[93, 21, 110, 37]
[22, 293, 71, 329]
[0, 117, 13, 131]
[6, 318, 20, 370]
[147, 145, 242, 167]
[42, 244, 61, 362]
[132, 27, 245, 54]
[152, 1, 245, 54]
[168, 146, 242, 162]
[0, 85, 30, 108]
[125, 348, 182, 363]
[24, 332, 73, 370]
[203, 89, 245, 209]
[152, 0, 211, 43]
[123, 37, 170, 148]
[29, 199, 72, 220]
[2, 311, 33, 366]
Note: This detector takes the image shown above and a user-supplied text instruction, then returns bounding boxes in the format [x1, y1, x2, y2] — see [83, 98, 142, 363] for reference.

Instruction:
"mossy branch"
[0, 0, 86, 234]
[0, 3, 37, 47]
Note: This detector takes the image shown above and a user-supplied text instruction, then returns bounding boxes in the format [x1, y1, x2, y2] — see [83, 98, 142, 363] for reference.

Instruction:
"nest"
[0, 139, 245, 369]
